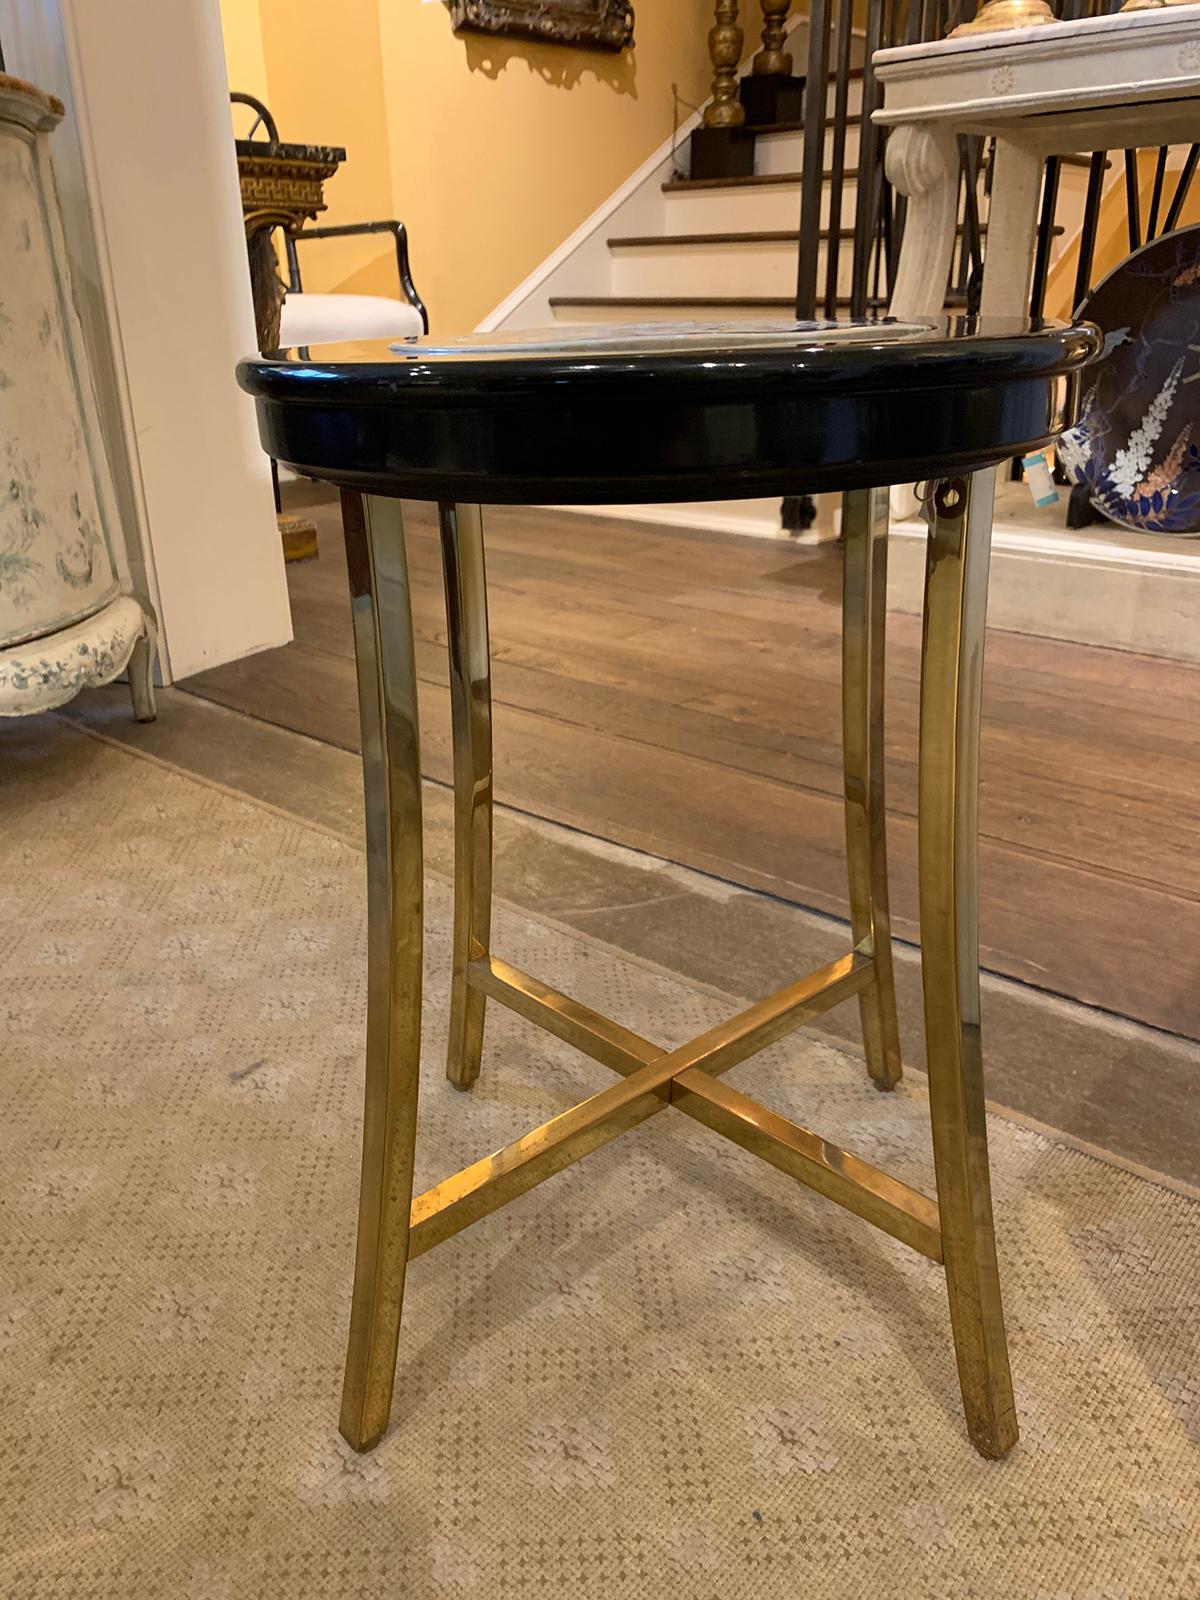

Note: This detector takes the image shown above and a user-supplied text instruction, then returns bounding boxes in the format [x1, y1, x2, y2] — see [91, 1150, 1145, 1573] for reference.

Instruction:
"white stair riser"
[662, 177, 858, 235]
[661, 159, 1088, 259]
[823, 77, 864, 119]
[754, 122, 861, 177]
[611, 237, 864, 299]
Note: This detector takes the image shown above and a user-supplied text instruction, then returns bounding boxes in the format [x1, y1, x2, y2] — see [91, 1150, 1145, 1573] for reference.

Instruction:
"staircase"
[556, 61, 873, 322]
[482, 30, 872, 333]
[482, 6, 1093, 537]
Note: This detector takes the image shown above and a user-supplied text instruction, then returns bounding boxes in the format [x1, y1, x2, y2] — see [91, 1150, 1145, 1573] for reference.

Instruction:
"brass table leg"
[338, 491, 425, 1453]
[438, 503, 494, 1091]
[841, 487, 903, 1091]
[332, 479, 1015, 1460]
[918, 473, 1017, 1459]
[279, 512, 320, 563]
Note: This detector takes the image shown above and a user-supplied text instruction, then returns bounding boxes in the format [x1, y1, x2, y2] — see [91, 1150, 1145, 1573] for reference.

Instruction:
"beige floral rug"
[1, 719, 1197, 1600]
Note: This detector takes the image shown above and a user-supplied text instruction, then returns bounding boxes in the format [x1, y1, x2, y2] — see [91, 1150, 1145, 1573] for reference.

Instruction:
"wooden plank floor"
[186, 493, 1200, 1041]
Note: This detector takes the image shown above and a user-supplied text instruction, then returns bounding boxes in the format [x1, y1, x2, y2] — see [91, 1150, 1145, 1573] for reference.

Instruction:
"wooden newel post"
[754, 0, 793, 76]
[704, 0, 745, 128]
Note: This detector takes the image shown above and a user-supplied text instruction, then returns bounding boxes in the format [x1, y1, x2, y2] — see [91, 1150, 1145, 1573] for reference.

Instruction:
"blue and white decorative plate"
[1059, 223, 1200, 536]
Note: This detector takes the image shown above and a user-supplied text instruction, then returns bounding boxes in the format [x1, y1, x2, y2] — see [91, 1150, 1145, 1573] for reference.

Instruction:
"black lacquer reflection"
[238, 316, 1100, 504]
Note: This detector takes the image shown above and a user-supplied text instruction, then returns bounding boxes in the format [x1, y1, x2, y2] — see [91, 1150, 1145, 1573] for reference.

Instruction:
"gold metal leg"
[841, 487, 902, 1091]
[918, 472, 1017, 1459]
[438, 502, 494, 1091]
[328, 479, 1012, 1459]
[338, 491, 425, 1453]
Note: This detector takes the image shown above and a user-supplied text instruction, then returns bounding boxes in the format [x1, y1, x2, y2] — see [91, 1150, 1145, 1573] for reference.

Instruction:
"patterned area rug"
[1, 721, 1197, 1599]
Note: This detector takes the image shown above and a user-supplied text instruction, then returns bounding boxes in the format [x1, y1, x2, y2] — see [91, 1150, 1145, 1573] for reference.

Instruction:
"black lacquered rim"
[239, 317, 1100, 410]
[237, 317, 1101, 504]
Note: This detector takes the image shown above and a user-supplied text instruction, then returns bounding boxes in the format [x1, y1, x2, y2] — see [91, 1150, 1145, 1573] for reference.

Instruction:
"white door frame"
[0, 0, 292, 683]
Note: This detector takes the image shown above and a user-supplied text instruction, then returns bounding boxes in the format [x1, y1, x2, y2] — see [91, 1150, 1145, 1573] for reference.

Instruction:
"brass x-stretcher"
[409, 948, 942, 1264]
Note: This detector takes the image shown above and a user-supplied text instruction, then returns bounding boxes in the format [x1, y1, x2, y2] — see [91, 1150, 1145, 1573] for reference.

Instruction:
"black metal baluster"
[957, 136, 983, 303]
[1146, 146, 1169, 242]
[1163, 143, 1200, 235]
[823, 0, 855, 318]
[1029, 156, 1060, 322]
[882, 182, 900, 298]
[881, 0, 914, 281]
[1072, 150, 1107, 312]
[796, 0, 833, 319]
[850, 0, 886, 318]
[1124, 149, 1142, 252]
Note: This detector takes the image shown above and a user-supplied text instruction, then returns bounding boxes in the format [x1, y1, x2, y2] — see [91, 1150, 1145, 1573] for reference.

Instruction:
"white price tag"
[1021, 450, 1059, 510]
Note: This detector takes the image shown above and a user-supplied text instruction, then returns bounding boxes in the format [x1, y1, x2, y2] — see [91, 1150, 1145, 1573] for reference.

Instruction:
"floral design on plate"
[1059, 223, 1200, 535]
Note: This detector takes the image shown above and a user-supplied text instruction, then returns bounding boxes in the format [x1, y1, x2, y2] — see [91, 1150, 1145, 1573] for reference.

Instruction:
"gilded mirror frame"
[449, 0, 635, 52]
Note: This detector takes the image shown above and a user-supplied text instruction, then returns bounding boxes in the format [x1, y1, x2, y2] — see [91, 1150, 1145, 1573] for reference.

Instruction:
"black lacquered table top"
[238, 317, 1099, 504]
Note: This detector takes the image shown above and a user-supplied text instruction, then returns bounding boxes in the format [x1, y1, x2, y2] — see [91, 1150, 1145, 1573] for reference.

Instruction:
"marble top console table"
[235, 137, 346, 353]
[872, 8, 1200, 664]
[875, 6, 1200, 323]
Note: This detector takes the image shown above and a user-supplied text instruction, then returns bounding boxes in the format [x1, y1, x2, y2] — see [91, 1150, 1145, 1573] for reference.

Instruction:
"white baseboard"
[547, 497, 841, 545]
[887, 515, 1200, 664]
[554, 489, 1200, 663]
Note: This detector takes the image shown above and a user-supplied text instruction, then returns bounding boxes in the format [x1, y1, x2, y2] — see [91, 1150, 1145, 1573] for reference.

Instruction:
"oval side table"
[239, 317, 1098, 1462]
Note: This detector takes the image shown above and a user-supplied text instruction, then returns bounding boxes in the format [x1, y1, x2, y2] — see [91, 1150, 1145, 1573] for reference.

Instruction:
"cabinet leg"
[127, 623, 157, 723]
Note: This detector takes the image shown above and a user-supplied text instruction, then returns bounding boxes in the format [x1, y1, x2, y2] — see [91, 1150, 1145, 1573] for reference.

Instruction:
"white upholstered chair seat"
[279, 292, 424, 348]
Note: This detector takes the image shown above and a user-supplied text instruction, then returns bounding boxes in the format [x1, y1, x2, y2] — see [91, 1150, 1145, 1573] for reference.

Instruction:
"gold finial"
[949, 0, 1057, 37]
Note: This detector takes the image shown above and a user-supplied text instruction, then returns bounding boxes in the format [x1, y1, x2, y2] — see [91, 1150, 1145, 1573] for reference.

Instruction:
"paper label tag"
[1022, 451, 1059, 510]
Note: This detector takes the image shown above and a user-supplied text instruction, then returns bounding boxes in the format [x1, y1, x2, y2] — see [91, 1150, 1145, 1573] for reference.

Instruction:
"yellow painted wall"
[1045, 151, 1200, 321]
[218, 0, 714, 332]
[219, 0, 268, 114]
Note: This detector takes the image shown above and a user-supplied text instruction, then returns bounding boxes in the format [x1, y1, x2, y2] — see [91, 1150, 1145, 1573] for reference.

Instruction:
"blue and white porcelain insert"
[1059, 222, 1200, 537]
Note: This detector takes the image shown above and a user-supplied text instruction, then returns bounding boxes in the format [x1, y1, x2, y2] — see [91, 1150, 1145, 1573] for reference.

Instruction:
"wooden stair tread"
[664, 156, 1105, 195]
[608, 223, 1020, 249]
[612, 229, 858, 248]
[549, 291, 969, 310]
[663, 169, 840, 193]
[551, 295, 804, 307]
[717, 111, 1099, 162]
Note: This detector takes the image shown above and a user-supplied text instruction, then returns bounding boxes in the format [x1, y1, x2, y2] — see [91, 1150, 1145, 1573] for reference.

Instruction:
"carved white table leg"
[979, 137, 1045, 321]
[886, 123, 961, 523]
[885, 123, 961, 323]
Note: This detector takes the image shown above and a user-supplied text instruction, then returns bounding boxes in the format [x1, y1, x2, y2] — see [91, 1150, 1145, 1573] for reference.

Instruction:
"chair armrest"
[290, 219, 428, 332]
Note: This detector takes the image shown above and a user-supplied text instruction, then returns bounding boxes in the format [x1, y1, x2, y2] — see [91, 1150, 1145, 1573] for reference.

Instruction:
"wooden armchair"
[231, 92, 428, 351]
